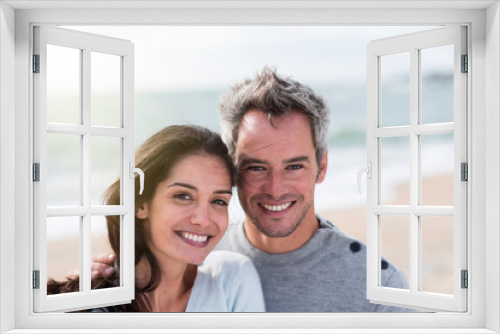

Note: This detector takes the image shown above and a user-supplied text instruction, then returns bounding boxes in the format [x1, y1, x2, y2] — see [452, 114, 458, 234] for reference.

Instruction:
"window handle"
[129, 162, 144, 195]
[357, 162, 372, 194]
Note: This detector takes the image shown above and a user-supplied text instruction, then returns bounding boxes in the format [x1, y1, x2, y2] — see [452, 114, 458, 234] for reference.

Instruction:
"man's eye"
[174, 193, 192, 201]
[247, 166, 264, 171]
[287, 164, 303, 170]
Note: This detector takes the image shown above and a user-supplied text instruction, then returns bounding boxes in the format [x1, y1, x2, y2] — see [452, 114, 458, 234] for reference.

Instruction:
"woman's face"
[136, 153, 233, 266]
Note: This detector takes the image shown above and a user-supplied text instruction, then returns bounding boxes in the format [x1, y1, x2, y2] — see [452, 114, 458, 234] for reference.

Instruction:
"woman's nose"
[190, 204, 210, 226]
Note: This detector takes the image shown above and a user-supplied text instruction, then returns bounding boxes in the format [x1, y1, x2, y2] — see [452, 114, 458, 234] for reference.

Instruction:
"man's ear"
[316, 150, 328, 184]
[136, 202, 149, 219]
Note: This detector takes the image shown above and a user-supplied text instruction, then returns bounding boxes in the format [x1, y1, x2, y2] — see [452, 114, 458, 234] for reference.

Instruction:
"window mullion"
[409, 47, 420, 295]
[81, 47, 91, 294]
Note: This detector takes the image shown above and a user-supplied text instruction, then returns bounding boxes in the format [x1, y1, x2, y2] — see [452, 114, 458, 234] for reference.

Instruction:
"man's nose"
[263, 169, 287, 198]
[191, 204, 210, 227]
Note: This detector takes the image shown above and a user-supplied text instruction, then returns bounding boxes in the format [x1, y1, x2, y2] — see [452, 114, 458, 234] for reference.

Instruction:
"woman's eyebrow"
[215, 189, 233, 195]
[167, 182, 197, 190]
[167, 182, 232, 195]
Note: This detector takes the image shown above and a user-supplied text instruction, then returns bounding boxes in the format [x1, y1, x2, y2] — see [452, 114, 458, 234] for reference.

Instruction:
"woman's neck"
[135, 256, 198, 312]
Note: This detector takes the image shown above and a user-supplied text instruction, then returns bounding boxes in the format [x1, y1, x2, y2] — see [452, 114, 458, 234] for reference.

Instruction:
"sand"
[47, 234, 114, 282]
[320, 173, 455, 295]
[47, 173, 455, 295]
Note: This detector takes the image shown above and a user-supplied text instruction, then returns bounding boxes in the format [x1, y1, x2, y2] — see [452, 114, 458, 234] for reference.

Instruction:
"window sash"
[32, 25, 135, 313]
[366, 26, 468, 312]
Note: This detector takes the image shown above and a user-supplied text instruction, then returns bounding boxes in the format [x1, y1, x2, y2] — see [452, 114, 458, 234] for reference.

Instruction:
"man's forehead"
[238, 110, 271, 135]
[239, 108, 292, 132]
[237, 109, 311, 140]
[237, 121, 289, 152]
[236, 109, 316, 163]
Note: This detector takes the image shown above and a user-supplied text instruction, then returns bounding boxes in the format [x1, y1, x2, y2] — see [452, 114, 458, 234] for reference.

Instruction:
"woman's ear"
[136, 202, 149, 219]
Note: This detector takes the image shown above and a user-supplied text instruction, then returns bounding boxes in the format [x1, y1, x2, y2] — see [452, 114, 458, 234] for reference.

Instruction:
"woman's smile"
[176, 231, 212, 247]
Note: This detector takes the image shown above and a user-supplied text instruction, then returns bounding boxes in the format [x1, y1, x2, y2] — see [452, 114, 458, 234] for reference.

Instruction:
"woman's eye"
[174, 193, 192, 201]
[213, 199, 228, 206]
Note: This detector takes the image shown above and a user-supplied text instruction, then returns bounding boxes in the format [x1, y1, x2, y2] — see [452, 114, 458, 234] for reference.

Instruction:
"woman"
[48, 125, 265, 312]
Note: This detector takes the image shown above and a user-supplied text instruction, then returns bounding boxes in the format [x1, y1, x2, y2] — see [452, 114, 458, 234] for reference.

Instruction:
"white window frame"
[366, 26, 468, 312]
[1, 1, 499, 333]
[32, 25, 136, 313]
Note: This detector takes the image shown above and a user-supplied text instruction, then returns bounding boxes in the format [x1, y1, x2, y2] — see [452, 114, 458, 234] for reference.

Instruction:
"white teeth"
[261, 202, 292, 212]
[180, 232, 208, 243]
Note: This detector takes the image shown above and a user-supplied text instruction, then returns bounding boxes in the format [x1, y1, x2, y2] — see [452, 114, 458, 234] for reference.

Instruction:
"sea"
[46, 78, 455, 240]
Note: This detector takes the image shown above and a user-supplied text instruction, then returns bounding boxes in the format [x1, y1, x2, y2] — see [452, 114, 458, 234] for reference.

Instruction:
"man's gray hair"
[219, 66, 331, 166]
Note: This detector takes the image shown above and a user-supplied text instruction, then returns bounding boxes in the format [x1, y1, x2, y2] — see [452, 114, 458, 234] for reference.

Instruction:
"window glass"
[421, 45, 454, 124]
[47, 133, 81, 207]
[91, 52, 121, 128]
[381, 52, 410, 127]
[420, 216, 454, 295]
[47, 216, 81, 291]
[91, 215, 120, 289]
[47, 44, 81, 125]
[421, 133, 454, 206]
[380, 215, 410, 289]
[380, 136, 410, 205]
[91, 136, 121, 206]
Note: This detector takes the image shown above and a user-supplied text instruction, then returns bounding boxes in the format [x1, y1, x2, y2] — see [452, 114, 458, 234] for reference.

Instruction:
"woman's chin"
[185, 251, 212, 265]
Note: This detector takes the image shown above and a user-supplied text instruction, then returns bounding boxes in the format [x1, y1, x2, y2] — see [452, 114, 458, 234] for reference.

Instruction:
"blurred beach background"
[45, 26, 455, 300]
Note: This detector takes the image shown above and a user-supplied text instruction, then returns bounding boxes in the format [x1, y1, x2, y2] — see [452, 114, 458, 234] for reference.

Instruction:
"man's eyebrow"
[237, 156, 269, 167]
[238, 155, 311, 167]
[284, 156, 311, 164]
[167, 182, 232, 195]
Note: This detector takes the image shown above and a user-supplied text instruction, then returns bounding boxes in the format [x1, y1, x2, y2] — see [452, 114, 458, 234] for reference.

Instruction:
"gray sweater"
[216, 215, 416, 312]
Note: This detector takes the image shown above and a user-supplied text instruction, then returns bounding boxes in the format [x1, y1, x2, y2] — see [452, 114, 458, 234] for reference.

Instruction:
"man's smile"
[259, 201, 295, 213]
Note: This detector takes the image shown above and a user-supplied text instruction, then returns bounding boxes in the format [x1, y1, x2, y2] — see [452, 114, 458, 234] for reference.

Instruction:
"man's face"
[235, 109, 327, 238]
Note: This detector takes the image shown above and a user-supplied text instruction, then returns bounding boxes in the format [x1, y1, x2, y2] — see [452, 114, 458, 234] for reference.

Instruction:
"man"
[84, 67, 412, 312]
[215, 67, 412, 312]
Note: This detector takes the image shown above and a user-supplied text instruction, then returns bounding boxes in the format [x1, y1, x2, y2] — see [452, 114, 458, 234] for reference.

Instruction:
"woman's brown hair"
[48, 125, 235, 312]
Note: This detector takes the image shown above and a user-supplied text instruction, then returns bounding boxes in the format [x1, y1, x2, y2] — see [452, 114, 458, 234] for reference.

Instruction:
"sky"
[60, 25, 443, 94]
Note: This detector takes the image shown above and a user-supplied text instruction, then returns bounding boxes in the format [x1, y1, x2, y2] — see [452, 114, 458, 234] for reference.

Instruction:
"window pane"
[91, 52, 121, 128]
[47, 133, 81, 207]
[421, 216, 454, 295]
[421, 133, 454, 206]
[421, 45, 454, 124]
[47, 45, 81, 125]
[380, 215, 410, 289]
[381, 52, 410, 127]
[91, 215, 120, 289]
[380, 136, 410, 205]
[91, 136, 121, 205]
[47, 216, 81, 292]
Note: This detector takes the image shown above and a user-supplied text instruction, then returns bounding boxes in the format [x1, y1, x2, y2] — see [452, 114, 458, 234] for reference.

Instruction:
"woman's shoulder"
[204, 250, 252, 264]
[198, 250, 250, 277]
[189, 250, 265, 312]
[200, 250, 255, 274]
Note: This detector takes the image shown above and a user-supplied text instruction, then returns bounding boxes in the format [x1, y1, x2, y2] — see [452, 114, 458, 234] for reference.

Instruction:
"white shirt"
[185, 250, 265, 312]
